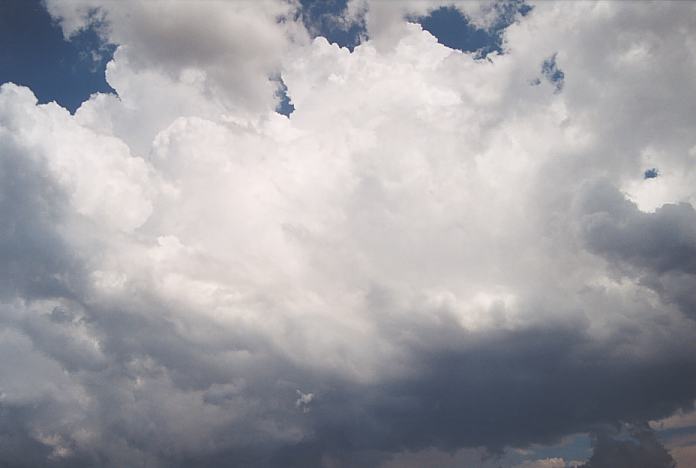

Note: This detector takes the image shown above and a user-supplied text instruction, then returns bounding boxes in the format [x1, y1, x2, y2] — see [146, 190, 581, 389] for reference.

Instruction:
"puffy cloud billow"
[2, 1, 696, 466]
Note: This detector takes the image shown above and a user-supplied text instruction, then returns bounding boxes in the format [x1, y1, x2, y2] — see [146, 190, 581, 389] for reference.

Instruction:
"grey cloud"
[578, 423, 676, 468]
[0, 136, 78, 301]
[577, 179, 696, 319]
[45, 0, 306, 115]
[267, 324, 696, 466]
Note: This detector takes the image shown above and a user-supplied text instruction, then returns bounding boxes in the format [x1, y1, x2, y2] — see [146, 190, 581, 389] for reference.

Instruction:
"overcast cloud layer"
[2, 1, 696, 466]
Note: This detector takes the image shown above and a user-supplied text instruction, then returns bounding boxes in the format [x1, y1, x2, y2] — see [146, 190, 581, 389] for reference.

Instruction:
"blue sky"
[0, 0, 114, 112]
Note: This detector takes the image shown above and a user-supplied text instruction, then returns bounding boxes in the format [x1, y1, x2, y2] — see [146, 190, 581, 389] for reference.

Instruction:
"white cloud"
[515, 458, 568, 468]
[1, 1, 696, 466]
[0, 83, 155, 232]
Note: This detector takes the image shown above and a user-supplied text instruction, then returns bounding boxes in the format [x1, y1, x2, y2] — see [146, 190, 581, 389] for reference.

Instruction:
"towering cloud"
[1, 1, 695, 466]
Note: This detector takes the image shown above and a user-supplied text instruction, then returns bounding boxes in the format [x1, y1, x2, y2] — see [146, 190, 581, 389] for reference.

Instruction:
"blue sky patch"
[0, 0, 115, 113]
[644, 168, 659, 179]
[274, 76, 295, 117]
[541, 53, 565, 92]
[413, 1, 532, 58]
[299, 0, 366, 51]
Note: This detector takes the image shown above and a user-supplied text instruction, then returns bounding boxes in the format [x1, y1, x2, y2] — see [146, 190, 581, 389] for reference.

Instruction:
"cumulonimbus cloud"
[1, 1, 696, 466]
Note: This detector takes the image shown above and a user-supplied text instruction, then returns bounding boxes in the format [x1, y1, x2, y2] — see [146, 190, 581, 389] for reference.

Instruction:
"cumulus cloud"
[1, 0, 696, 466]
[343, 0, 514, 50]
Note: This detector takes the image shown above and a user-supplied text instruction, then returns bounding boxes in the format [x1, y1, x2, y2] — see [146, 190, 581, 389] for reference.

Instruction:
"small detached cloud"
[295, 390, 315, 413]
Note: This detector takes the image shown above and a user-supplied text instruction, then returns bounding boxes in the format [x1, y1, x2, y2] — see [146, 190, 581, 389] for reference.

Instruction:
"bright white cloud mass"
[1, 1, 696, 467]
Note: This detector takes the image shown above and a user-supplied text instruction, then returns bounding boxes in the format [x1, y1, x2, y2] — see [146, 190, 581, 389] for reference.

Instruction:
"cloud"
[516, 458, 568, 468]
[575, 179, 696, 319]
[578, 423, 676, 468]
[1, 1, 696, 466]
[44, 0, 308, 155]
[344, 0, 516, 51]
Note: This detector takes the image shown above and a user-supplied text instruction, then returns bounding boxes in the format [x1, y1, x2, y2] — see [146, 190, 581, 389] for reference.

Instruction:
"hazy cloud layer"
[1, 1, 696, 466]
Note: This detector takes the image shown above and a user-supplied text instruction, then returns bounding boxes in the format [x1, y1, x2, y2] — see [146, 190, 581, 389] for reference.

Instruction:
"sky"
[1, 1, 696, 467]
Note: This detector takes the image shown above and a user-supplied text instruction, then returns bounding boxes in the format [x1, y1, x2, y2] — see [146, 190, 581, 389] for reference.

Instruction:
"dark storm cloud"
[577, 179, 696, 319]
[263, 321, 696, 466]
[579, 423, 676, 468]
[0, 406, 70, 468]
